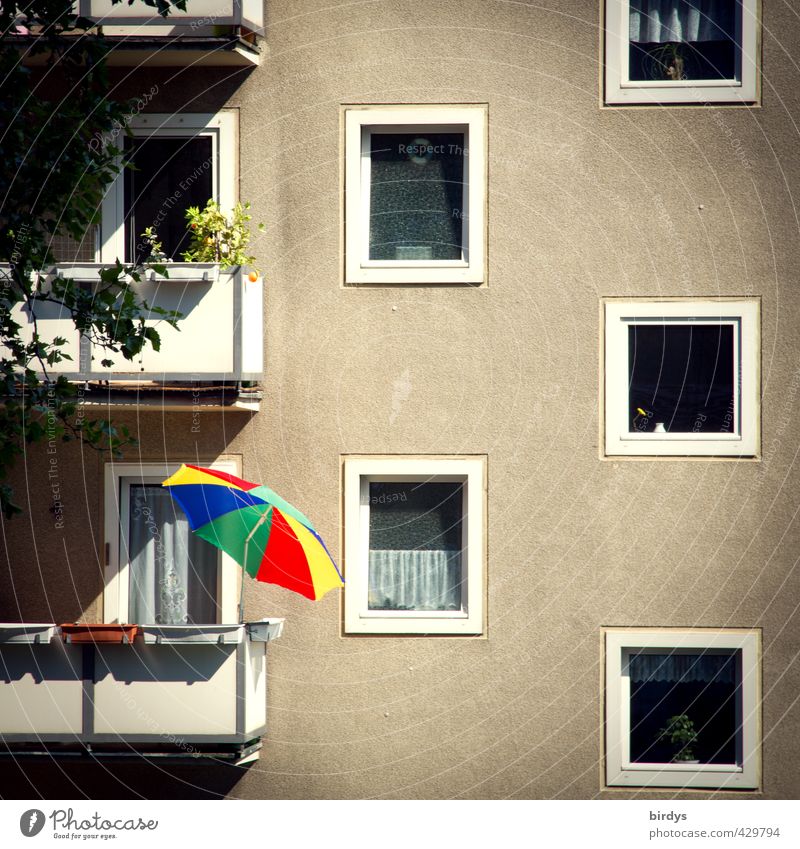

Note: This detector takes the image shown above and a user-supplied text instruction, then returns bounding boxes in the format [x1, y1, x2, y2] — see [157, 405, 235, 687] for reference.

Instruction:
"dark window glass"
[628, 1, 738, 82]
[124, 136, 213, 263]
[628, 323, 735, 433]
[367, 481, 463, 611]
[629, 651, 740, 765]
[369, 132, 465, 261]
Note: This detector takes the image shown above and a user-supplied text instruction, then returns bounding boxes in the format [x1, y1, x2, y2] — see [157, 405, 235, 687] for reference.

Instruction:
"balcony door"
[98, 112, 237, 265]
[104, 461, 241, 624]
[123, 135, 213, 264]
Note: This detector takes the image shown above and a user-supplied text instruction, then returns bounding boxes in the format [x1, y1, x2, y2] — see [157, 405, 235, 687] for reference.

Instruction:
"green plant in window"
[140, 227, 169, 264]
[647, 43, 687, 81]
[181, 200, 265, 273]
[658, 713, 699, 762]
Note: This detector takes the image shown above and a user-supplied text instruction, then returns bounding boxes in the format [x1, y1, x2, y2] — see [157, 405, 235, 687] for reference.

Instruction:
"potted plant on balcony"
[141, 201, 264, 284]
[658, 713, 699, 763]
[139, 222, 219, 284]
[182, 199, 264, 281]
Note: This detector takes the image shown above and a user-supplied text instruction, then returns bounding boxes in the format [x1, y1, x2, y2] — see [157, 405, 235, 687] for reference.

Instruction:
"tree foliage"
[0, 0, 184, 518]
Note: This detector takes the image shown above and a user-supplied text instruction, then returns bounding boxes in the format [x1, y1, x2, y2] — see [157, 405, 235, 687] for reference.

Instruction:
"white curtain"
[368, 549, 462, 611]
[629, 1, 736, 43]
[630, 653, 736, 684]
[128, 486, 218, 625]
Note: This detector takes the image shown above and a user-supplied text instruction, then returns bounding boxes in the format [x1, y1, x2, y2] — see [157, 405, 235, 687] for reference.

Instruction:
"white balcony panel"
[92, 644, 238, 737]
[0, 624, 278, 754]
[0, 641, 83, 735]
[241, 273, 263, 376]
[2, 299, 82, 375]
[45, 266, 262, 382]
[244, 637, 267, 735]
[97, 276, 235, 377]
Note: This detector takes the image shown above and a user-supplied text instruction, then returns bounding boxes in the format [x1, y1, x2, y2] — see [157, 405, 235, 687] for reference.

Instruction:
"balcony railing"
[78, 0, 264, 35]
[16, 2, 265, 67]
[0, 621, 283, 763]
[5, 265, 263, 386]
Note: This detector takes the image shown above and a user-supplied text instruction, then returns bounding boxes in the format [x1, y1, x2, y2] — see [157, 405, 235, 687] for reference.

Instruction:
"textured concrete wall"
[3, 0, 800, 799]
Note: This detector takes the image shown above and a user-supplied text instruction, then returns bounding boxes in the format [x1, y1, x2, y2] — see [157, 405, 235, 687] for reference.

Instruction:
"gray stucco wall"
[2, 0, 800, 798]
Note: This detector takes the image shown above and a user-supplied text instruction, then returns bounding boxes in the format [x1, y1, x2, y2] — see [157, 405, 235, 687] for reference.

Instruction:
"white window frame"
[99, 112, 238, 264]
[103, 460, 242, 624]
[343, 456, 486, 635]
[604, 0, 759, 105]
[344, 105, 487, 285]
[605, 628, 760, 790]
[603, 298, 760, 457]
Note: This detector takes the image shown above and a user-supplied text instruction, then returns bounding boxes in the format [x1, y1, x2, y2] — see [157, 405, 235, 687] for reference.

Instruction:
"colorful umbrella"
[161, 464, 343, 605]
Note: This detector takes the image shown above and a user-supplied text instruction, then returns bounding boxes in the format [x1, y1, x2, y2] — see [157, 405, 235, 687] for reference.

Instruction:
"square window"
[605, 629, 760, 789]
[603, 299, 760, 457]
[344, 106, 487, 285]
[343, 457, 486, 634]
[604, 1, 759, 105]
[104, 462, 241, 624]
[99, 113, 237, 264]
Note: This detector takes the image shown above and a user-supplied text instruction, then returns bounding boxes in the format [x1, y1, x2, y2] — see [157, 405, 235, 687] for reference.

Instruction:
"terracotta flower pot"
[60, 624, 138, 645]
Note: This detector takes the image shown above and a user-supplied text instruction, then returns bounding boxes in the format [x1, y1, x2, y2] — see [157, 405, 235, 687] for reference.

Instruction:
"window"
[344, 105, 487, 285]
[99, 112, 237, 264]
[343, 457, 486, 634]
[605, 629, 760, 789]
[603, 299, 759, 457]
[604, 1, 759, 105]
[103, 461, 241, 624]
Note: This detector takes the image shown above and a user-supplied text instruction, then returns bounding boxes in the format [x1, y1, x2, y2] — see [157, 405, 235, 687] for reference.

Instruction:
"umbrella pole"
[240, 508, 272, 623]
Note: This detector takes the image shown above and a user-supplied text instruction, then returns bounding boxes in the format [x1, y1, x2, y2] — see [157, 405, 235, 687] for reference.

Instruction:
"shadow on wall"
[107, 67, 257, 113]
[0, 759, 250, 800]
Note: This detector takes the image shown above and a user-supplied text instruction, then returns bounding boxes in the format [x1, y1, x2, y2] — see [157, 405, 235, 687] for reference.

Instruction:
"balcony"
[5, 264, 263, 407]
[0, 620, 283, 764]
[20, 1, 265, 67]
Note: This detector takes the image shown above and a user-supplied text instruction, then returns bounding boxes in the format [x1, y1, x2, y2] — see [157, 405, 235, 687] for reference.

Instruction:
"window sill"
[345, 266, 484, 286]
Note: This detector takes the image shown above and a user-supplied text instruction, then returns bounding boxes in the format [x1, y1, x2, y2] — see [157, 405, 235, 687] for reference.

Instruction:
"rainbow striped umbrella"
[161, 464, 343, 603]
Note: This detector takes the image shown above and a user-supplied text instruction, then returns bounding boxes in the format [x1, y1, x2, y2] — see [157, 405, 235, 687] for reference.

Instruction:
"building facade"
[2, 0, 800, 799]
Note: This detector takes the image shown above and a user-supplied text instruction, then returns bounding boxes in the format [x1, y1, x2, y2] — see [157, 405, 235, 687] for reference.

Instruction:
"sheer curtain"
[629, 1, 736, 43]
[128, 485, 218, 625]
[368, 549, 462, 611]
[629, 653, 736, 684]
